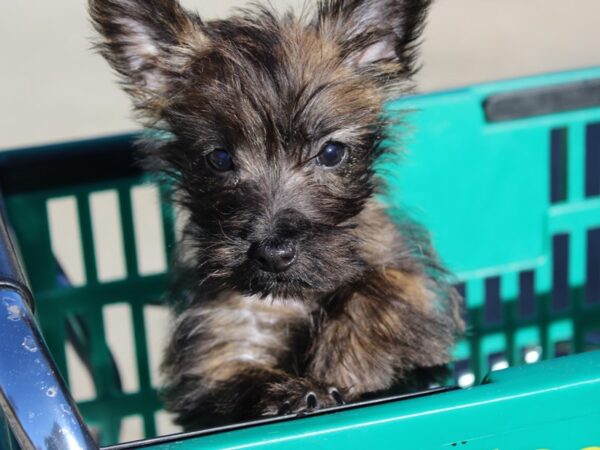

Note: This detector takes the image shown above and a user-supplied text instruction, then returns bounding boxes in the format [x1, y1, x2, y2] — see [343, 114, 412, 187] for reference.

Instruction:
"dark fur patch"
[90, 0, 463, 429]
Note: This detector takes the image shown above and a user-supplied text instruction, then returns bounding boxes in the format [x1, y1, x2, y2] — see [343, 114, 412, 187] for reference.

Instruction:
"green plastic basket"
[1, 66, 599, 449]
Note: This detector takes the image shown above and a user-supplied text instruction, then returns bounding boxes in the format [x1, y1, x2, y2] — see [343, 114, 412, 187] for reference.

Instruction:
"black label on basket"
[484, 78, 600, 122]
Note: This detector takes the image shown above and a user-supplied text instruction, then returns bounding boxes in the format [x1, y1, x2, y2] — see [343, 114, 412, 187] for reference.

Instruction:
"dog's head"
[91, 0, 431, 300]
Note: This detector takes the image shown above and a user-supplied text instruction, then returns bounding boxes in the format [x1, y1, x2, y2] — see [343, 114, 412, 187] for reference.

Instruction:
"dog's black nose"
[250, 241, 297, 273]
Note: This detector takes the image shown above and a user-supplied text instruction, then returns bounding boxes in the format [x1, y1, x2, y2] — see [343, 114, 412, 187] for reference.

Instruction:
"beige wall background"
[2, 0, 600, 150]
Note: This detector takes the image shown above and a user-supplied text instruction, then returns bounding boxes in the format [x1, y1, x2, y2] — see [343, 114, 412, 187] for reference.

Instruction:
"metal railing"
[0, 204, 97, 450]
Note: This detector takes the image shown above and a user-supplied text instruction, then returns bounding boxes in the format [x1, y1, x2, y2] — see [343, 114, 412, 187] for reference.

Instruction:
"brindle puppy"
[89, 0, 464, 429]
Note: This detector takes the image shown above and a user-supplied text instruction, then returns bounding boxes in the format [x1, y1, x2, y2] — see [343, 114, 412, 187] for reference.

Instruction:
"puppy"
[90, 0, 464, 429]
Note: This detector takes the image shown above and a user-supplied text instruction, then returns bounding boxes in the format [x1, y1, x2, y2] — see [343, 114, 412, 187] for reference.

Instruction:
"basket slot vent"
[550, 127, 568, 204]
[517, 270, 536, 320]
[65, 341, 96, 402]
[521, 345, 542, 364]
[154, 411, 182, 437]
[554, 340, 573, 357]
[453, 359, 474, 388]
[484, 277, 502, 325]
[549, 319, 574, 358]
[143, 304, 170, 388]
[47, 196, 86, 286]
[586, 122, 600, 197]
[90, 190, 127, 282]
[131, 184, 167, 276]
[119, 415, 144, 443]
[584, 329, 600, 352]
[103, 303, 140, 394]
[488, 352, 509, 372]
[454, 283, 468, 324]
[552, 234, 570, 312]
[586, 227, 600, 305]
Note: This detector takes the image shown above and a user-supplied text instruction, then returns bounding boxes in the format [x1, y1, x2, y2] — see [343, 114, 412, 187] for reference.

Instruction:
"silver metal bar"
[0, 201, 98, 450]
[0, 288, 98, 450]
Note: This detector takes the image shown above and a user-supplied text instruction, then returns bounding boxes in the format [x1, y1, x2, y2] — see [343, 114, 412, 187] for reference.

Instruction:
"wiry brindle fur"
[90, 0, 464, 429]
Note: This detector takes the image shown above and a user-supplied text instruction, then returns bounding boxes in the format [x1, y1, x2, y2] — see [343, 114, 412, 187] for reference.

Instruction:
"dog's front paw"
[260, 379, 346, 416]
[275, 386, 345, 416]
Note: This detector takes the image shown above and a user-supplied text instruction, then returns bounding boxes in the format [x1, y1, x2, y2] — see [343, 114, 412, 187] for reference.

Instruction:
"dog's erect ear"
[316, 0, 431, 77]
[89, 0, 208, 112]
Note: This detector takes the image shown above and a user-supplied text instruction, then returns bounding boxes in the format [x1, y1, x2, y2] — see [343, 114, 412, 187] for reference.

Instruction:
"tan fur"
[309, 269, 458, 396]
[163, 293, 312, 388]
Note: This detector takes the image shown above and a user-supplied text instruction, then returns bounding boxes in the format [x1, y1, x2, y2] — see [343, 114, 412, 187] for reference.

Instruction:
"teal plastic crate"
[0, 67, 599, 449]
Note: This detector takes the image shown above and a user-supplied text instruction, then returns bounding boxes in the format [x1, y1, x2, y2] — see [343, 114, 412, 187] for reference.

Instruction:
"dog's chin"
[241, 275, 315, 301]
[231, 269, 333, 302]
[227, 254, 364, 301]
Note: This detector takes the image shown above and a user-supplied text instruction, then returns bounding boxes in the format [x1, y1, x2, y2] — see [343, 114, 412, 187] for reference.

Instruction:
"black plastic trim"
[0, 133, 142, 195]
[484, 79, 600, 122]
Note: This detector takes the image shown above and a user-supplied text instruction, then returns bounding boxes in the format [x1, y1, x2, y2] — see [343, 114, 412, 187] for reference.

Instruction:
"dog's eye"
[206, 149, 234, 173]
[316, 142, 346, 168]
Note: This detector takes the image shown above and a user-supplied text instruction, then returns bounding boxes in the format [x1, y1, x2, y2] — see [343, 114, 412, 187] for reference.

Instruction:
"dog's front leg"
[307, 270, 462, 401]
[161, 293, 333, 427]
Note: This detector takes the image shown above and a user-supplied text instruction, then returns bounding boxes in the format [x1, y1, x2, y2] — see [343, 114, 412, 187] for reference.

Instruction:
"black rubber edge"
[484, 78, 600, 123]
[0, 133, 142, 195]
[103, 386, 458, 450]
